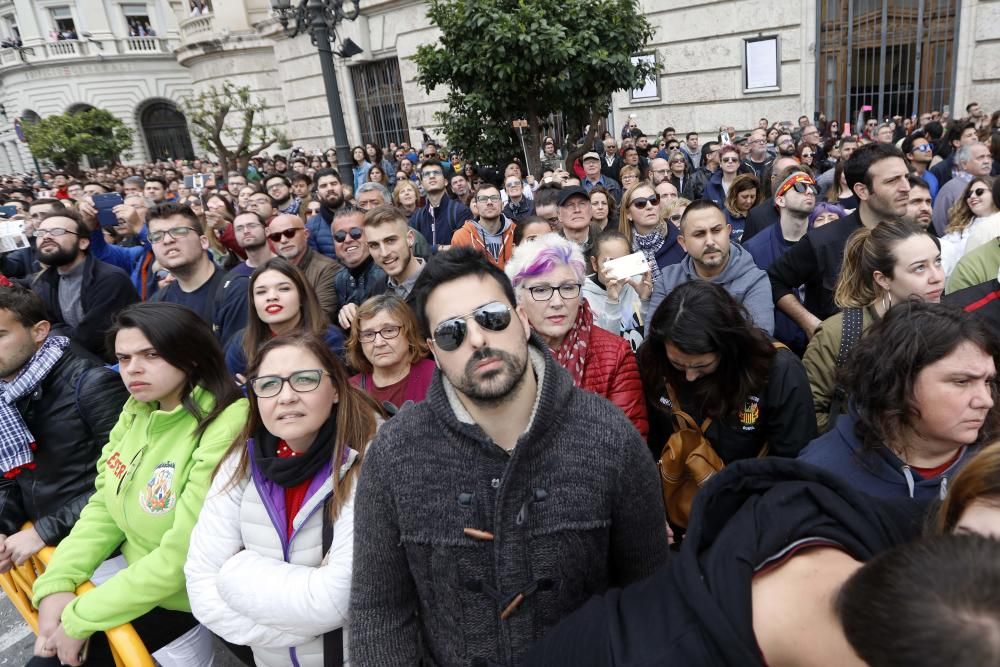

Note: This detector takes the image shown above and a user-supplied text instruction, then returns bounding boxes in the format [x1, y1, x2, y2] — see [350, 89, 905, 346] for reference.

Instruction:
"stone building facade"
[0, 0, 996, 170]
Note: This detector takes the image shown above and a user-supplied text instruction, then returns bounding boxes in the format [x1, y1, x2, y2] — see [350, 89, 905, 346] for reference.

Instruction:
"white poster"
[745, 37, 778, 90]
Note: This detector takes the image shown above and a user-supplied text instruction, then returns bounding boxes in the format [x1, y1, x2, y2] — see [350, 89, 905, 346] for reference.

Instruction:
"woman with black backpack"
[804, 219, 944, 433]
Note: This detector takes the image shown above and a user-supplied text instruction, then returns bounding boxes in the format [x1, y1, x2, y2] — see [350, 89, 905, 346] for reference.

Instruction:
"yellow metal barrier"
[0, 526, 155, 667]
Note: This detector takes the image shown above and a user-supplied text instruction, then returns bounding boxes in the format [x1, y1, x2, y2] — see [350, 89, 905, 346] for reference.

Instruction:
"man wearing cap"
[744, 167, 817, 355]
[558, 186, 598, 253]
[581, 152, 622, 204]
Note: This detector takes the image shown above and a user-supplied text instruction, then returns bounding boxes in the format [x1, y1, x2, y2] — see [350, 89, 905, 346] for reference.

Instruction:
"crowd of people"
[1, 103, 1000, 667]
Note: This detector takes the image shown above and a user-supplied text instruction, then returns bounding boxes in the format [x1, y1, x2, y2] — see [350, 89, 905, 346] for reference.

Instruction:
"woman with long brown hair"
[722, 173, 760, 243]
[186, 331, 382, 667]
[941, 176, 998, 277]
[224, 257, 344, 378]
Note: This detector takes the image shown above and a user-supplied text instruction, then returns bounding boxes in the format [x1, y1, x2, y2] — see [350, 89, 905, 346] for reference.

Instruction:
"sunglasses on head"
[630, 194, 660, 209]
[334, 227, 364, 243]
[432, 301, 512, 352]
[267, 228, 302, 242]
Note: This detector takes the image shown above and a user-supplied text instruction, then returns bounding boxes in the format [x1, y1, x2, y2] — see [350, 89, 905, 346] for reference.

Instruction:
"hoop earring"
[882, 291, 892, 311]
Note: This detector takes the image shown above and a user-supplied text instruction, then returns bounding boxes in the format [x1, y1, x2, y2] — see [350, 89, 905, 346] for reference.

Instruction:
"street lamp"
[269, 0, 361, 181]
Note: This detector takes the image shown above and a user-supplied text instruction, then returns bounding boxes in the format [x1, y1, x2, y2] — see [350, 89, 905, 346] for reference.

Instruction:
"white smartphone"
[603, 251, 649, 281]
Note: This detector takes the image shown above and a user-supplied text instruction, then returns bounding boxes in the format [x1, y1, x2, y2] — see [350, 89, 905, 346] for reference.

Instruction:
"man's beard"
[38, 244, 80, 267]
[322, 191, 344, 208]
[449, 346, 529, 407]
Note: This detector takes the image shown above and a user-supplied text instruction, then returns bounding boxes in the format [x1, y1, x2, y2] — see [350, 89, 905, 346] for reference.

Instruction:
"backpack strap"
[666, 383, 711, 432]
[835, 307, 864, 369]
[321, 495, 344, 666]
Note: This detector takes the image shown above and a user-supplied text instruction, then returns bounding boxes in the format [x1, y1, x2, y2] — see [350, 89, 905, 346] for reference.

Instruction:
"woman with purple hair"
[505, 233, 648, 436]
[808, 202, 847, 229]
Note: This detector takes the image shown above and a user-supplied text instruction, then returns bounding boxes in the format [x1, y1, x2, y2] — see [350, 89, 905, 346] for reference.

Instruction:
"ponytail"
[834, 219, 936, 309]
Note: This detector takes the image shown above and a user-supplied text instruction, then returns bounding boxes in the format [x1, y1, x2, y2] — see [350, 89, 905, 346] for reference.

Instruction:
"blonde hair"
[946, 177, 994, 234]
[834, 219, 938, 308]
[618, 180, 666, 237]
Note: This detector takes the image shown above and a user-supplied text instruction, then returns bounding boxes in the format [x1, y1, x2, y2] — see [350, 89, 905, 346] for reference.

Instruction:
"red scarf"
[553, 299, 594, 387]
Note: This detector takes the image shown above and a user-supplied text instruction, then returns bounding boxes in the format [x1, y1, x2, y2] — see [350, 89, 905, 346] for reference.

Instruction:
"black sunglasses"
[334, 226, 364, 243]
[630, 194, 660, 209]
[969, 187, 989, 199]
[432, 301, 512, 352]
[267, 228, 302, 242]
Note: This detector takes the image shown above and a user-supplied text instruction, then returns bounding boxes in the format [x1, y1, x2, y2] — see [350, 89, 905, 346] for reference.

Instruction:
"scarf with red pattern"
[553, 299, 594, 387]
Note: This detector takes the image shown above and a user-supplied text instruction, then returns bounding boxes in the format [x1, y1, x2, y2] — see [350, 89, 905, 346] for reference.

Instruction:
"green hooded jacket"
[32, 386, 249, 639]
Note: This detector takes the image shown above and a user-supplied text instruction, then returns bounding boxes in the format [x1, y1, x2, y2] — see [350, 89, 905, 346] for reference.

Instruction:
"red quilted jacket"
[575, 325, 648, 437]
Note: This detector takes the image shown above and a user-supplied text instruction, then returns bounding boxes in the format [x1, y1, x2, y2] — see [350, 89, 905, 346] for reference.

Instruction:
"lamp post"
[270, 0, 360, 181]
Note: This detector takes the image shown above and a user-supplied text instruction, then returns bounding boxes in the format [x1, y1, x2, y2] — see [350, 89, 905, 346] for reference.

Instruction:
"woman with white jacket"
[185, 331, 382, 666]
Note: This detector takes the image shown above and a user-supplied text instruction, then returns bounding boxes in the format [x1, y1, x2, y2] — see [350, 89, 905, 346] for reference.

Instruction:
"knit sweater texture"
[349, 339, 669, 666]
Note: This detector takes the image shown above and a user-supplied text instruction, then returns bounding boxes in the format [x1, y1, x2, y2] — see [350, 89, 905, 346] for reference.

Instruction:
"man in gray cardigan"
[350, 247, 669, 666]
[646, 199, 775, 334]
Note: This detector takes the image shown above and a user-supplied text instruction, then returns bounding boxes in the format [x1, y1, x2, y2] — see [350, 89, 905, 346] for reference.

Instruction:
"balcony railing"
[179, 13, 215, 44]
[44, 39, 86, 59]
[119, 36, 168, 53]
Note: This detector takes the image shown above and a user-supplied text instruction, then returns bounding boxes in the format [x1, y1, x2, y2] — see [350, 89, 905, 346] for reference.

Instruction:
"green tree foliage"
[23, 108, 133, 175]
[413, 0, 658, 172]
[183, 82, 289, 175]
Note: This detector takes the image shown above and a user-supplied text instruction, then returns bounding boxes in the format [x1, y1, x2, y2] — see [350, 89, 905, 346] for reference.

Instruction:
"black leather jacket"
[0, 345, 129, 544]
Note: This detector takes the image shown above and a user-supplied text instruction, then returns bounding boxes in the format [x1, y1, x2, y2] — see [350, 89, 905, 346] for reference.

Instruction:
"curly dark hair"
[638, 280, 776, 419]
[840, 300, 1000, 455]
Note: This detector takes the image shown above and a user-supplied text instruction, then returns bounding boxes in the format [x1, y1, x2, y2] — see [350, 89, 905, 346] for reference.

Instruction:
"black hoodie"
[524, 458, 923, 666]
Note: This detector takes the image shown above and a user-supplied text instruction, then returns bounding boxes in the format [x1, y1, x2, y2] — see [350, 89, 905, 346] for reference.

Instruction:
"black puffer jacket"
[0, 345, 129, 544]
[525, 458, 923, 666]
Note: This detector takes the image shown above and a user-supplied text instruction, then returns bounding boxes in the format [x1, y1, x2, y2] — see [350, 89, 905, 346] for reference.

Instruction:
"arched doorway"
[141, 102, 195, 161]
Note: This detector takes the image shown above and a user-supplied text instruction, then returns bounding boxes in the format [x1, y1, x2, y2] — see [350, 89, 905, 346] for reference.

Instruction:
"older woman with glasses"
[346, 295, 436, 413]
[505, 233, 648, 436]
[666, 150, 690, 196]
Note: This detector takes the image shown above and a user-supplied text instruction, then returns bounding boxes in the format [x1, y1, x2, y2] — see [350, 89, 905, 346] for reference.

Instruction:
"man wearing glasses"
[409, 158, 473, 252]
[902, 132, 940, 200]
[263, 174, 304, 221]
[451, 184, 516, 269]
[147, 202, 228, 325]
[743, 128, 774, 181]
[266, 213, 342, 322]
[29, 209, 137, 360]
[333, 206, 386, 330]
[350, 247, 669, 665]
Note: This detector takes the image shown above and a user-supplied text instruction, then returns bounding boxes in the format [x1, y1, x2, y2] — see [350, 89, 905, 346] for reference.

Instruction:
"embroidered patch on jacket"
[740, 395, 761, 430]
[139, 462, 177, 514]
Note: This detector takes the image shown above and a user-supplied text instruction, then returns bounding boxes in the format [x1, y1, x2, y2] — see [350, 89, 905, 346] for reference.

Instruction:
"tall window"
[49, 7, 77, 39]
[123, 3, 155, 36]
[351, 58, 411, 150]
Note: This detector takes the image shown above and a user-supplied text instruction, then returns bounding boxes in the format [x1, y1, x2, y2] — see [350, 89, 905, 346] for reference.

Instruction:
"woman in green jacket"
[30, 303, 249, 667]
[804, 220, 944, 432]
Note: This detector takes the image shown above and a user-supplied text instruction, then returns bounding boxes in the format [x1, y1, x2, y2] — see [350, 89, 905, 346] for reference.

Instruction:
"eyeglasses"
[432, 301, 512, 352]
[333, 226, 363, 243]
[912, 144, 933, 153]
[630, 194, 660, 209]
[505, 181, 521, 188]
[33, 228, 79, 238]
[267, 228, 303, 242]
[422, 169, 443, 178]
[248, 369, 330, 398]
[359, 325, 402, 343]
[969, 187, 989, 199]
[525, 283, 582, 302]
[668, 214, 683, 223]
[266, 183, 287, 191]
[651, 168, 669, 175]
[149, 226, 198, 244]
[476, 194, 502, 203]
[721, 157, 740, 164]
[234, 221, 263, 234]
[800, 153, 814, 159]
